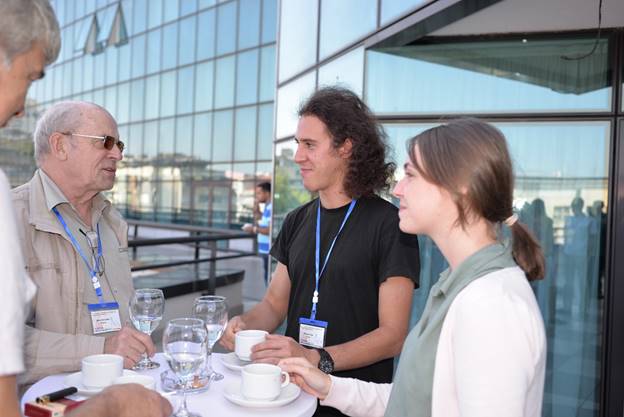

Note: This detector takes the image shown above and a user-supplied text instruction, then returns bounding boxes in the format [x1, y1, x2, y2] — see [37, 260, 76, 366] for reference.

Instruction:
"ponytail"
[509, 221, 545, 281]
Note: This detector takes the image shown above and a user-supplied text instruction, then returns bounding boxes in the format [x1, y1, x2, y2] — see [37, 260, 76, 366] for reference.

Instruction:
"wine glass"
[193, 295, 228, 381]
[129, 288, 165, 370]
[163, 318, 207, 417]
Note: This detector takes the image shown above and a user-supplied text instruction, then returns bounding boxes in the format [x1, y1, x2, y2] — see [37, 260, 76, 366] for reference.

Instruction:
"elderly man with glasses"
[11, 100, 154, 387]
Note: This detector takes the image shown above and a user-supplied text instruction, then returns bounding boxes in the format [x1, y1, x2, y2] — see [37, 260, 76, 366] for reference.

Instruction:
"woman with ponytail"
[279, 118, 547, 417]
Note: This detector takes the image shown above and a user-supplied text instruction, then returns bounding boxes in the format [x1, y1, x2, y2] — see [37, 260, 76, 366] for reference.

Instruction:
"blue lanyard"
[311, 199, 357, 320]
[52, 207, 104, 303]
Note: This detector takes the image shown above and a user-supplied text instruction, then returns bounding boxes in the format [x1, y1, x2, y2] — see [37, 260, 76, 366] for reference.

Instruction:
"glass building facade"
[0, 0, 277, 228]
[274, 1, 624, 416]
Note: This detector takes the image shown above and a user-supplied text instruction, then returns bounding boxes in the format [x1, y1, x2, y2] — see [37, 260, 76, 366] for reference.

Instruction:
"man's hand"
[219, 316, 247, 351]
[67, 384, 172, 417]
[103, 326, 155, 369]
[251, 334, 320, 366]
[278, 357, 331, 400]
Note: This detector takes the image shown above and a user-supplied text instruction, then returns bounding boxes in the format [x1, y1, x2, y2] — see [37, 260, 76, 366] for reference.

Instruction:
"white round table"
[21, 353, 317, 417]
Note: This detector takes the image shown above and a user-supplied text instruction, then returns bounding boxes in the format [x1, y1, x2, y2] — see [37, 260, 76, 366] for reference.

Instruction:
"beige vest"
[11, 169, 134, 385]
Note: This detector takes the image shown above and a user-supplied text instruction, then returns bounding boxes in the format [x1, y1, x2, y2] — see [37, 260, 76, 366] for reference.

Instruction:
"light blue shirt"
[258, 202, 271, 254]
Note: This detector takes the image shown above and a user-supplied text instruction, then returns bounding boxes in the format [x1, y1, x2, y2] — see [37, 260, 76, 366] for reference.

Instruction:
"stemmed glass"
[192, 295, 228, 381]
[163, 318, 207, 417]
[129, 288, 165, 370]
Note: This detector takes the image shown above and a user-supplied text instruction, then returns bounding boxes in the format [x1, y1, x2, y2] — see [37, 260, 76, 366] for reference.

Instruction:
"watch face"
[319, 359, 332, 373]
[318, 350, 334, 374]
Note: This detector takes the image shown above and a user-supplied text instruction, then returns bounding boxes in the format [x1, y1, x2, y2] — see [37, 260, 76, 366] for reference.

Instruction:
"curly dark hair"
[298, 87, 395, 198]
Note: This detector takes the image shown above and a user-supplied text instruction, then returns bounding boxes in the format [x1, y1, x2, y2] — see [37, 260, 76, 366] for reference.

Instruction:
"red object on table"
[24, 398, 84, 417]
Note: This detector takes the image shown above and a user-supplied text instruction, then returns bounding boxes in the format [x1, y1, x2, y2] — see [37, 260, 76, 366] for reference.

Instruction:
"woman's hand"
[278, 357, 332, 400]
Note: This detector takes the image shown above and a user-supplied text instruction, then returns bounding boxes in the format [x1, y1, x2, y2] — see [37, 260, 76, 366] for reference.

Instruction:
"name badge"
[298, 317, 328, 349]
[88, 302, 122, 335]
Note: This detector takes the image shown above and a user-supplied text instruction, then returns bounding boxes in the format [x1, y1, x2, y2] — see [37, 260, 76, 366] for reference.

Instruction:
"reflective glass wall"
[0, 0, 277, 228]
[274, 1, 623, 414]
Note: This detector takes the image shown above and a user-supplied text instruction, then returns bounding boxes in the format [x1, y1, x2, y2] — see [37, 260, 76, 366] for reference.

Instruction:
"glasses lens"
[103, 136, 124, 152]
[103, 136, 116, 150]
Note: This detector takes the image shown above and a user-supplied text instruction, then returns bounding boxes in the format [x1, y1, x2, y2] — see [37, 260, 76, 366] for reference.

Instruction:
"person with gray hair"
[0, 3, 171, 417]
[12, 100, 157, 386]
[0, 0, 60, 127]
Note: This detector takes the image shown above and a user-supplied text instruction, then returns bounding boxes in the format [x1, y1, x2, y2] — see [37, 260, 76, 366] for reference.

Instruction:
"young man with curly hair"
[221, 87, 420, 417]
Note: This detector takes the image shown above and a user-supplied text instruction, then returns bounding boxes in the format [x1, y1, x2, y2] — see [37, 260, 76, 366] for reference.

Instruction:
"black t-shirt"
[271, 195, 420, 388]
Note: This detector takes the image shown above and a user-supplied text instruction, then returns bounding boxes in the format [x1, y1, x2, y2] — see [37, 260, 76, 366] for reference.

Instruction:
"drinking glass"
[193, 295, 228, 381]
[163, 318, 207, 417]
[129, 288, 165, 370]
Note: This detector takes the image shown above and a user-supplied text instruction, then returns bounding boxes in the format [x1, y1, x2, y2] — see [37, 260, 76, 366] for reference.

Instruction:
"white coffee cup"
[81, 354, 124, 389]
[113, 374, 156, 390]
[235, 330, 268, 361]
[241, 363, 290, 401]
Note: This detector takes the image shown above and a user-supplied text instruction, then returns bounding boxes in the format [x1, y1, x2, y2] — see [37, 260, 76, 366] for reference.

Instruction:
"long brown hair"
[408, 118, 545, 280]
[299, 87, 394, 198]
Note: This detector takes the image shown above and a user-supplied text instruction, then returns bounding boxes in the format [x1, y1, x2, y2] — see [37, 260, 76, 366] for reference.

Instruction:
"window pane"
[181, 0, 198, 16]
[127, 123, 143, 160]
[257, 103, 273, 160]
[319, 0, 376, 60]
[195, 61, 214, 111]
[194, 112, 213, 162]
[145, 74, 160, 119]
[118, 41, 131, 82]
[72, 58, 83, 94]
[261, 0, 276, 44]
[176, 115, 193, 157]
[163, 0, 179, 23]
[216, 2, 236, 56]
[144, 121, 158, 157]
[93, 51, 105, 88]
[104, 87, 116, 123]
[236, 50, 259, 105]
[238, 0, 260, 49]
[197, 9, 216, 60]
[146, 29, 161, 74]
[179, 15, 197, 66]
[133, 0, 147, 34]
[259, 45, 275, 101]
[211, 182, 231, 227]
[148, 0, 163, 29]
[131, 34, 146, 78]
[275, 72, 315, 138]
[213, 110, 233, 161]
[158, 118, 175, 155]
[104, 47, 118, 86]
[366, 36, 612, 115]
[215, 55, 235, 109]
[380, 0, 428, 25]
[177, 67, 195, 114]
[130, 78, 145, 122]
[278, 0, 318, 82]
[234, 106, 257, 161]
[318, 47, 364, 96]
[160, 71, 176, 118]
[162, 23, 178, 70]
[117, 82, 130, 125]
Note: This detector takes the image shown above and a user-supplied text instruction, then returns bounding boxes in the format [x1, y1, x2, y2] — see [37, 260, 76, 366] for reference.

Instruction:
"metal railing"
[127, 220, 256, 295]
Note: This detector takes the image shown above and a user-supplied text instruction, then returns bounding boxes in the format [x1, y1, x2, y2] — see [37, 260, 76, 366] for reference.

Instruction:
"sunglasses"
[64, 132, 125, 152]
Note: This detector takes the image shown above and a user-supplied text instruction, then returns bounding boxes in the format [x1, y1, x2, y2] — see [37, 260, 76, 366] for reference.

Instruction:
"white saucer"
[223, 380, 301, 408]
[220, 352, 249, 372]
[64, 370, 137, 396]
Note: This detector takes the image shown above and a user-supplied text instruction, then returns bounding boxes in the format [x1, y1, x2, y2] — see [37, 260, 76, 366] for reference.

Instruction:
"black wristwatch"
[316, 348, 334, 374]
